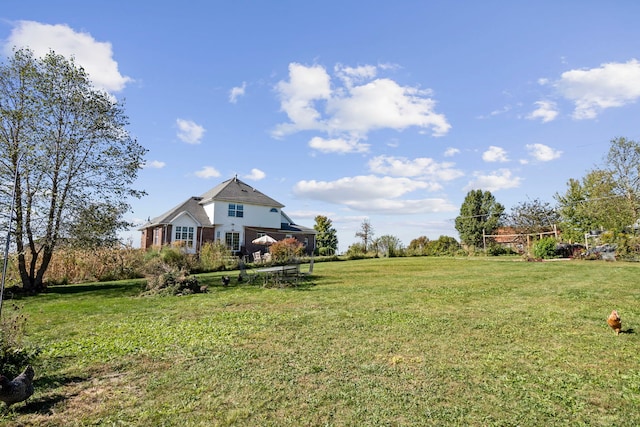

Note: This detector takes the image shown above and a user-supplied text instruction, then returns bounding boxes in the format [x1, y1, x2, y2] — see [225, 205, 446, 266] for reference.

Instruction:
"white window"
[225, 232, 240, 251]
[228, 203, 244, 218]
[175, 226, 194, 247]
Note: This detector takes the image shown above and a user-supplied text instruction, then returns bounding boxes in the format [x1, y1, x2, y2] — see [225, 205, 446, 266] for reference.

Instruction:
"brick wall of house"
[140, 229, 151, 250]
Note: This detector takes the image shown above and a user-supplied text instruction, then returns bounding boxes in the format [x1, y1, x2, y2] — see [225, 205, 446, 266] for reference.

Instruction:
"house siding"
[207, 201, 281, 229]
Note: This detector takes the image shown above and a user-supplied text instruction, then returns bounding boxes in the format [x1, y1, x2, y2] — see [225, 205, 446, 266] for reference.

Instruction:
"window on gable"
[228, 203, 244, 218]
[174, 226, 194, 247]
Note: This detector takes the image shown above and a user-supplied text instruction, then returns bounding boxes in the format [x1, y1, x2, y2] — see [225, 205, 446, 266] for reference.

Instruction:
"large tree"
[554, 137, 640, 242]
[455, 189, 504, 248]
[0, 49, 146, 291]
[313, 215, 338, 255]
[605, 136, 640, 219]
[555, 169, 632, 242]
[506, 198, 560, 234]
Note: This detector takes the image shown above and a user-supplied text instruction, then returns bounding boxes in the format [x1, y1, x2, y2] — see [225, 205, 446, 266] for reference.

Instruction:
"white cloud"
[273, 63, 450, 139]
[527, 100, 559, 123]
[142, 160, 166, 169]
[308, 136, 370, 154]
[491, 105, 512, 117]
[195, 166, 221, 179]
[273, 63, 331, 136]
[327, 78, 451, 137]
[464, 169, 522, 192]
[444, 147, 460, 157]
[334, 63, 377, 87]
[3, 21, 132, 93]
[368, 155, 463, 182]
[554, 59, 640, 119]
[482, 146, 509, 163]
[229, 82, 247, 103]
[244, 168, 266, 181]
[176, 119, 205, 144]
[526, 143, 562, 161]
[292, 175, 456, 214]
[345, 197, 457, 214]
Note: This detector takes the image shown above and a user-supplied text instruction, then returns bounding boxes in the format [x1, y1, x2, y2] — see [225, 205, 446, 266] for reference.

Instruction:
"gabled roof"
[199, 176, 284, 208]
[141, 196, 212, 229]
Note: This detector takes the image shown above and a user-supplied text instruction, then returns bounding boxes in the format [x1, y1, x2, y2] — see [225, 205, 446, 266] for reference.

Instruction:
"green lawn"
[4, 257, 640, 426]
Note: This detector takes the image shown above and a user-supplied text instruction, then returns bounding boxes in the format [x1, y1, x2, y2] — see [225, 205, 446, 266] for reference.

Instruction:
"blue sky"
[2, 1, 640, 252]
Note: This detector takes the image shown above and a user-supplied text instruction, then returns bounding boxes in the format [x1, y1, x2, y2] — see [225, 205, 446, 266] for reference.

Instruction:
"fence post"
[483, 228, 486, 252]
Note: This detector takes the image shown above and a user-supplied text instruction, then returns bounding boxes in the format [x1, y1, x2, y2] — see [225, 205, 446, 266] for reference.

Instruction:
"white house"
[139, 176, 316, 255]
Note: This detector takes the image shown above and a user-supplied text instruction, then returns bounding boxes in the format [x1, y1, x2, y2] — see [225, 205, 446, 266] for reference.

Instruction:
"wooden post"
[483, 228, 486, 252]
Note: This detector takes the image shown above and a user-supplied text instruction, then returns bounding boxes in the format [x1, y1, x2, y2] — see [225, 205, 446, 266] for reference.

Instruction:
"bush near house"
[269, 237, 305, 263]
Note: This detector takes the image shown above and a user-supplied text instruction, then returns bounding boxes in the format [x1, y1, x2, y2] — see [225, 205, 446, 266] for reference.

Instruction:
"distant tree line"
[453, 137, 640, 259]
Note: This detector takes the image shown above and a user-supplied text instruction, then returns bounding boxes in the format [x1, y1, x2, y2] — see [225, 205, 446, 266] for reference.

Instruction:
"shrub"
[269, 238, 304, 263]
[345, 243, 368, 259]
[198, 241, 232, 272]
[532, 237, 558, 259]
[160, 245, 188, 268]
[428, 236, 462, 256]
[143, 245, 198, 272]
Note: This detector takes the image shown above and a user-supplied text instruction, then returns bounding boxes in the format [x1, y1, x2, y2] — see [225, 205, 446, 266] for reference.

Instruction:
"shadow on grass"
[621, 328, 635, 334]
[11, 373, 87, 415]
[46, 282, 144, 296]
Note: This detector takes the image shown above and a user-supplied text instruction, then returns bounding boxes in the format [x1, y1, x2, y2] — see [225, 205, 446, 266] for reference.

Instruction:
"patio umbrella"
[252, 234, 277, 245]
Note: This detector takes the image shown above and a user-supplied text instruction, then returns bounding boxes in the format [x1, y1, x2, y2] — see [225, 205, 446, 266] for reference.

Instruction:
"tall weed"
[0, 304, 38, 377]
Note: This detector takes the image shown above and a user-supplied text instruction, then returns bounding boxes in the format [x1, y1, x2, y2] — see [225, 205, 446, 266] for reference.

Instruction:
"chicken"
[0, 365, 35, 408]
[607, 310, 622, 335]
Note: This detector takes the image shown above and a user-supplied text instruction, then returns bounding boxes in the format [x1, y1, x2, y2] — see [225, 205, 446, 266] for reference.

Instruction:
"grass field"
[3, 257, 640, 426]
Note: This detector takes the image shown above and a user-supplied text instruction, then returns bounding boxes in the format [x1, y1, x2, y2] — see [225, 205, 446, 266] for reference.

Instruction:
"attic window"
[228, 203, 244, 218]
[270, 208, 278, 213]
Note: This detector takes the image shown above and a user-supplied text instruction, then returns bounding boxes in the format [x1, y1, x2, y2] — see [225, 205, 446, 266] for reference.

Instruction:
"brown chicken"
[0, 365, 35, 408]
[607, 310, 622, 335]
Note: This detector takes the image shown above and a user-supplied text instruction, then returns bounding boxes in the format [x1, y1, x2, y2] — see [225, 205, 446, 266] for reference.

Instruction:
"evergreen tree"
[455, 190, 504, 248]
[313, 215, 338, 255]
